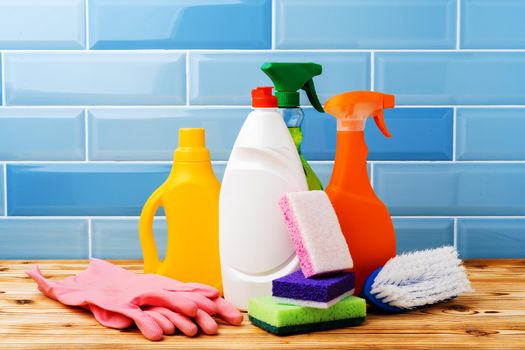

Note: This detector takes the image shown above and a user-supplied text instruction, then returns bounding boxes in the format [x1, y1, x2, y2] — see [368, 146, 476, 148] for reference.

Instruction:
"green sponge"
[248, 295, 366, 335]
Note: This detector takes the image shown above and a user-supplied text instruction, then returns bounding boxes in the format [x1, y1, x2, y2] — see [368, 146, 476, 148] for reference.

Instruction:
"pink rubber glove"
[90, 299, 242, 337]
[26, 259, 242, 340]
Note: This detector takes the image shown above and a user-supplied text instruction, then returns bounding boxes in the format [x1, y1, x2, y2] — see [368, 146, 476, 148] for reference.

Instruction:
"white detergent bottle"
[220, 86, 308, 310]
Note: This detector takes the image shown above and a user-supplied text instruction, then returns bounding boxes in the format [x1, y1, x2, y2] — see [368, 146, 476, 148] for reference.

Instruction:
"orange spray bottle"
[324, 91, 396, 295]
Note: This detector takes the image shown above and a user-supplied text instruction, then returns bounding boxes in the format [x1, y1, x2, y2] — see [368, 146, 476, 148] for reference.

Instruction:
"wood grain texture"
[0, 259, 524, 349]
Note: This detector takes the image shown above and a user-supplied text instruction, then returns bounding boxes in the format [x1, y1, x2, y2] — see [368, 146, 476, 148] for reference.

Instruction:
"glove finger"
[26, 266, 57, 297]
[132, 290, 198, 317]
[176, 292, 218, 315]
[102, 305, 163, 341]
[194, 309, 218, 335]
[89, 304, 134, 329]
[180, 283, 219, 298]
[143, 308, 175, 335]
[213, 297, 244, 326]
[148, 307, 198, 337]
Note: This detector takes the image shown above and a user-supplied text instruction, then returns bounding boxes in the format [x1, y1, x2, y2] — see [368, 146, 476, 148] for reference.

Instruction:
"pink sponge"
[279, 191, 353, 278]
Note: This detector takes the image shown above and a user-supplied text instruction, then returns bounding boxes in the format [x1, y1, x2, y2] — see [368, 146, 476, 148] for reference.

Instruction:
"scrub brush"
[362, 246, 472, 313]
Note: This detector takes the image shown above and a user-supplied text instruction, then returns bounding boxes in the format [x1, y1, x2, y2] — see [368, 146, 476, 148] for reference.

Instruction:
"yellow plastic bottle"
[139, 128, 222, 292]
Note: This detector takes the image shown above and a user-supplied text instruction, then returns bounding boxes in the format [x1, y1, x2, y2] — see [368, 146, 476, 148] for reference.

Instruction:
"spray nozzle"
[324, 91, 395, 138]
[261, 62, 324, 112]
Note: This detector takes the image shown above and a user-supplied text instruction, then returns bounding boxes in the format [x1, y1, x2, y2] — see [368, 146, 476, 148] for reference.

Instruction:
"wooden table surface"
[0, 259, 524, 349]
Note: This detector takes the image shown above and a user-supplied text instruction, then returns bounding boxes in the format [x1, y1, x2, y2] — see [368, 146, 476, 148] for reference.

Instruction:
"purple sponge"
[272, 270, 355, 308]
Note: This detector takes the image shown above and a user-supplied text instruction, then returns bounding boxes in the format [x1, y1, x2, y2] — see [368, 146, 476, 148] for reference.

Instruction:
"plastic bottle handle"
[138, 188, 163, 272]
[373, 110, 392, 138]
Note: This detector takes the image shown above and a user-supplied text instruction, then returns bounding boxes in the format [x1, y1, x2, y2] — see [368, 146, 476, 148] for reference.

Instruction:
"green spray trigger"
[302, 78, 324, 113]
[261, 62, 324, 112]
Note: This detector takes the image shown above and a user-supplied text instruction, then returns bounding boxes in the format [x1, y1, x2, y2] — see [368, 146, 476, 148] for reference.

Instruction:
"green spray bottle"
[261, 62, 325, 190]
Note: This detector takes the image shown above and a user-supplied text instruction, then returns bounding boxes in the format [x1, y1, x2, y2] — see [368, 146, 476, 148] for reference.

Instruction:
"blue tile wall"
[0, 219, 88, 259]
[276, 0, 456, 49]
[1, 0, 524, 259]
[0, 58, 2, 103]
[393, 219, 455, 254]
[374, 163, 525, 216]
[4, 53, 186, 105]
[0, 108, 85, 160]
[456, 108, 525, 160]
[7, 163, 226, 216]
[458, 219, 525, 258]
[89, 108, 246, 161]
[0, 169, 4, 216]
[89, 0, 271, 50]
[461, 0, 525, 49]
[188, 52, 370, 105]
[92, 219, 167, 259]
[375, 52, 525, 105]
[0, 0, 85, 50]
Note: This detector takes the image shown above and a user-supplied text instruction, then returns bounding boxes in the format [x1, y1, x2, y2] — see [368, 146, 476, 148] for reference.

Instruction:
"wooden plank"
[0, 259, 524, 349]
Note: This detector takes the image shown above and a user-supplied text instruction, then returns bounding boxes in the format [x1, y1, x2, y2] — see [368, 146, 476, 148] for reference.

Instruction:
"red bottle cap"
[251, 87, 277, 108]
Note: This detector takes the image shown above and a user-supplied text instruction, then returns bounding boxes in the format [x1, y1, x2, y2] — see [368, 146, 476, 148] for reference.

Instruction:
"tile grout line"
[2, 215, 524, 220]
[185, 52, 190, 106]
[3, 160, 525, 165]
[1, 51, 5, 106]
[370, 51, 375, 91]
[84, 108, 89, 161]
[452, 107, 457, 161]
[456, 0, 461, 50]
[4, 49, 525, 53]
[271, 0, 276, 50]
[3, 163, 6, 216]
[2, 105, 525, 109]
[85, 0, 90, 50]
[1, 215, 523, 221]
[87, 218, 92, 258]
[369, 162, 374, 188]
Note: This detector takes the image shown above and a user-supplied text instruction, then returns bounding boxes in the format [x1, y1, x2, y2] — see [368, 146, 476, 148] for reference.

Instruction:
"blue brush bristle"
[361, 268, 405, 313]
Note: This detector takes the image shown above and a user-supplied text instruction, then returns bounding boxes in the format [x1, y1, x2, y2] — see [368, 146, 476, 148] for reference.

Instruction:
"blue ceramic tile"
[461, 0, 525, 49]
[6, 163, 226, 216]
[367, 108, 453, 160]
[189, 52, 370, 105]
[0, 219, 88, 259]
[0, 108, 85, 160]
[458, 219, 525, 258]
[374, 163, 525, 216]
[0, 169, 4, 216]
[301, 108, 453, 161]
[393, 218, 454, 254]
[89, 108, 246, 161]
[276, 0, 456, 49]
[4, 53, 186, 106]
[457, 108, 525, 161]
[375, 52, 525, 105]
[0, 0, 85, 49]
[0, 58, 2, 104]
[89, 0, 270, 49]
[92, 219, 167, 259]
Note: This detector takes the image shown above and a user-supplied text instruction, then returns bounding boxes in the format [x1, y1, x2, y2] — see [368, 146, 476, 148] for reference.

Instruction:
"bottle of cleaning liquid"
[324, 91, 397, 295]
[261, 62, 325, 190]
[139, 128, 222, 292]
[220, 87, 308, 310]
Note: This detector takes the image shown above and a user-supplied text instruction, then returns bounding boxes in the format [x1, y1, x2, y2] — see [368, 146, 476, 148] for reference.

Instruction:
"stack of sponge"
[248, 191, 367, 335]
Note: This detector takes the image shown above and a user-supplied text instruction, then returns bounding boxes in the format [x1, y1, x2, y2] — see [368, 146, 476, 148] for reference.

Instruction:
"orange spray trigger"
[373, 110, 392, 138]
[324, 91, 396, 137]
